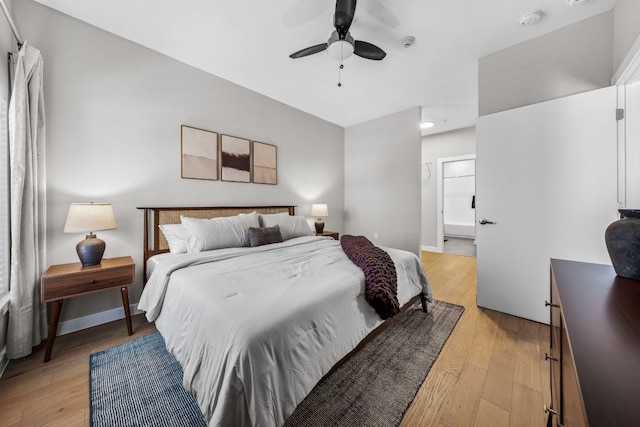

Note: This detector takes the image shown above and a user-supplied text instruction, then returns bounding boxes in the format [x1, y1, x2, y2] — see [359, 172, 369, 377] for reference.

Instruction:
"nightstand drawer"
[41, 256, 136, 361]
[316, 231, 339, 240]
[42, 264, 134, 301]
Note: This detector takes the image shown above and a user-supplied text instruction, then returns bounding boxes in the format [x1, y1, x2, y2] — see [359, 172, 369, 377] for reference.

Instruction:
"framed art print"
[221, 135, 251, 183]
[252, 141, 277, 185]
[181, 125, 218, 180]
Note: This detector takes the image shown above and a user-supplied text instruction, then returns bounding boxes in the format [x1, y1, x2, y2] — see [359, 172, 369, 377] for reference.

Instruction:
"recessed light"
[420, 121, 435, 130]
[567, 0, 587, 6]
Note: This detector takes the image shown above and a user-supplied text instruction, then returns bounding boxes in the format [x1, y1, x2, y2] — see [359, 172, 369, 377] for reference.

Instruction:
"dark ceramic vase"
[605, 209, 640, 280]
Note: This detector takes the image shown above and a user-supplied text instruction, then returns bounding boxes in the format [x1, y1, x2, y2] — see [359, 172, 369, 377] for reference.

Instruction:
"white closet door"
[626, 82, 640, 207]
[476, 86, 618, 324]
[443, 160, 476, 238]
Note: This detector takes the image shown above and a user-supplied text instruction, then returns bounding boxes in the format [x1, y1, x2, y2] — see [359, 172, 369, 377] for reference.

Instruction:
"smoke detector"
[520, 9, 543, 26]
[400, 36, 415, 48]
[567, 0, 587, 5]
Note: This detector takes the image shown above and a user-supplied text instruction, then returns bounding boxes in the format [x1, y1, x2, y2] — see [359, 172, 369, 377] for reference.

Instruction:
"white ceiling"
[33, 0, 616, 135]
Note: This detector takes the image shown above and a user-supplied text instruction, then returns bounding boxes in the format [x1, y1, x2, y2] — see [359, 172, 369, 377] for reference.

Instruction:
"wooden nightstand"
[41, 256, 135, 362]
[316, 231, 339, 240]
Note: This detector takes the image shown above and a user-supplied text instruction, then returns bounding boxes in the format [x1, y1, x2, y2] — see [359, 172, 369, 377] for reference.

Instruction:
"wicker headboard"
[137, 205, 295, 280]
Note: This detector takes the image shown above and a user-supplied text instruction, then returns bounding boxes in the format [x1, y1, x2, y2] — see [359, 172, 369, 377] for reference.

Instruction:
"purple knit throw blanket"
[340, 235, 400, 319]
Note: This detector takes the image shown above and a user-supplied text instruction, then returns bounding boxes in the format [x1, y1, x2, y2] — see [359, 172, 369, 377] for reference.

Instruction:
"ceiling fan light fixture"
[289, 2, 384, 62]
[327, 39, 354, 61]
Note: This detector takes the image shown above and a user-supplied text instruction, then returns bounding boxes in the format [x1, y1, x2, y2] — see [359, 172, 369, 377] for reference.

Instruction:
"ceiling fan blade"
[289, 43, 328, 59]
[334, 0, 357, 37]
[354, 40, 386, 60]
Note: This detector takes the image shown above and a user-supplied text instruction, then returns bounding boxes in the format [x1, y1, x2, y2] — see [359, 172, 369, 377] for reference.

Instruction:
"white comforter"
[138, 236, 431, 427]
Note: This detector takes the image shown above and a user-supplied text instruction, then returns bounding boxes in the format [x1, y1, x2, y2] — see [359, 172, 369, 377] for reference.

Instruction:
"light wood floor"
[0, 251, 549, 427]
[401, 252, 549, 427]
[0, 316, 157, 426]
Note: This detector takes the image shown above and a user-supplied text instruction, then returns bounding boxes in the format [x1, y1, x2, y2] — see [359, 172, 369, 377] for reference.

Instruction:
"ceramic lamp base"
[76, 233, 105, 267]
[315, 219, 325, 233]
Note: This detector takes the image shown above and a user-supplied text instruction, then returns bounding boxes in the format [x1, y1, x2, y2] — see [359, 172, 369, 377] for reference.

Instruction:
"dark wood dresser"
[547, 259, 640, 426]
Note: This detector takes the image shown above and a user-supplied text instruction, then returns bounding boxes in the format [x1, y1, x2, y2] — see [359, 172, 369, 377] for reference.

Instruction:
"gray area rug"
[284, 300, 463, 427]
[90, 300, 463, 427]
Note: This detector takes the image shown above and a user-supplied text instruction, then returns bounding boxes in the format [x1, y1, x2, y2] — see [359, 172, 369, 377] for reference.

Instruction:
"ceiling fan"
[289, 0, 386, 61]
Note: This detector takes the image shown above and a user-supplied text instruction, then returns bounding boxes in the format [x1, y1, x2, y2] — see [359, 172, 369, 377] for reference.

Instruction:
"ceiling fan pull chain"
[338, 44, 344, 87]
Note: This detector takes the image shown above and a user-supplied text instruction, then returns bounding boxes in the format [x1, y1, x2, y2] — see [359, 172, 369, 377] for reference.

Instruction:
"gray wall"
[614, 0, 640, 72]
[479, 11, 613, 116]
[15, 0, 345, 324]
[421, 127, 476, 249]
[344, 107, 422, 255]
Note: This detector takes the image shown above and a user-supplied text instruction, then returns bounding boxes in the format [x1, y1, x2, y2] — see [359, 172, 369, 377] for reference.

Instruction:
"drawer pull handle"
[545, 300, 559, 308]
[90, 280, 96, 284]
[545, 353, 558, 362]
[544, 404, 558, 416]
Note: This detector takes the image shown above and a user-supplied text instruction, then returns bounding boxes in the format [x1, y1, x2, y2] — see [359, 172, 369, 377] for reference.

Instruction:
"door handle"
[479, 219, 496, 225]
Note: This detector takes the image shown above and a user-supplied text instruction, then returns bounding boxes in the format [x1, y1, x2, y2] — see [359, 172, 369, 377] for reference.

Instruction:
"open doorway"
[437, 155, 476, 256]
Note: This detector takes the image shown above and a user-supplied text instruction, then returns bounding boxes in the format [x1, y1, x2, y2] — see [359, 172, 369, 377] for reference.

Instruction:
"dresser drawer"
[549, 259, 640, 427]
[42, 263, 134, 301]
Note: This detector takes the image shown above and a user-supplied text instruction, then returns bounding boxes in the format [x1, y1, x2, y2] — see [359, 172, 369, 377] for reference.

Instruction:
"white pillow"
[181, 211, 260, 253]
[158, 223, 189, 254]
[258, 212, 288, 227]
[259, 214, 314, 241]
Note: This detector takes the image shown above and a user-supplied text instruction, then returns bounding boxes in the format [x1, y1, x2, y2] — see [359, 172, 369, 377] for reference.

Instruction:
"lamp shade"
[311, 204, 329, 217]
[64, 203, 117, 233]
[64, 203, 116, 267]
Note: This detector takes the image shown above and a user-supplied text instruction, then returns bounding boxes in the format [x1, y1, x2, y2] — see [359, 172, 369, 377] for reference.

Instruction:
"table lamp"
[63, 202, 117, 267]
[311, 204, 329, 233]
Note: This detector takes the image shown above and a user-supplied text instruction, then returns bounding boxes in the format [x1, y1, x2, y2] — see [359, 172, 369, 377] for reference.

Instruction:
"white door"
[476, 87, 619, 324]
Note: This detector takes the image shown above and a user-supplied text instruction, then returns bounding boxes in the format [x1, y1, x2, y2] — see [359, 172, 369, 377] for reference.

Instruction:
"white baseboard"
[444, 224, 475, 238]
[57, 304, 143, 336]
[421, 245, 442, 253]
[444, 234, 476, 239]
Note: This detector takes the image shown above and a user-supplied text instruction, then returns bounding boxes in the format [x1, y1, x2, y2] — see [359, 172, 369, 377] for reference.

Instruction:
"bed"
[136, 206, 432, 426]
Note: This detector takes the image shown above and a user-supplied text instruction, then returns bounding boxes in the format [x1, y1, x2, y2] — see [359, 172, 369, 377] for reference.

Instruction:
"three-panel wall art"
[180, 125, 277, 185]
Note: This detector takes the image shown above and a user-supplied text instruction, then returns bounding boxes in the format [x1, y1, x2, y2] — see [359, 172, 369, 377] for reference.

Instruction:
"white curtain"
[7, 42, 47, 359]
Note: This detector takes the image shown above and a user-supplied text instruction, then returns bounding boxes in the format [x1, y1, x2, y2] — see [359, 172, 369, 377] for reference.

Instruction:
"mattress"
[138, 236, 431, 426]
